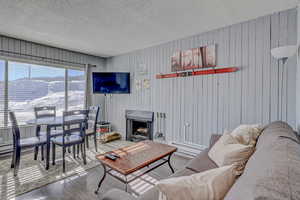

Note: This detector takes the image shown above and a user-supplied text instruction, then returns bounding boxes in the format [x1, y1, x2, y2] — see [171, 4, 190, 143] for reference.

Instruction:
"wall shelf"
[156, 67, 238, 79]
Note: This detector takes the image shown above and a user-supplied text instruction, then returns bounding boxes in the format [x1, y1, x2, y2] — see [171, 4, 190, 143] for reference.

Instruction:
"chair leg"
[94, 134, 98, 152]
[62, 147, 66, 173]
[81, 143, 87, 165]
[73, 146, 76, 159]
[86, 136, 89, 149]
[41, 145, 44, 161]
[11, 148, 16, 168]
[77, 144, 80, 157]
[34, 146, 39, 160]
[14, 147, 21, 176]
[52, 143, 56, 165]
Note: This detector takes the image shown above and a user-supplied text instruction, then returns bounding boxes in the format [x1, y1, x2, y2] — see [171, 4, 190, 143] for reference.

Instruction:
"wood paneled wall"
[105, 8, 297, 147]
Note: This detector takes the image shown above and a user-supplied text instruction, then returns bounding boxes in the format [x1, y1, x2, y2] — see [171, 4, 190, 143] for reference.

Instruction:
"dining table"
[27, 115, 86, 170]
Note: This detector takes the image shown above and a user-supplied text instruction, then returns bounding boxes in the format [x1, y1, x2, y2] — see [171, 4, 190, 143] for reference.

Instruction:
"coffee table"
[94, 140, 177, 194]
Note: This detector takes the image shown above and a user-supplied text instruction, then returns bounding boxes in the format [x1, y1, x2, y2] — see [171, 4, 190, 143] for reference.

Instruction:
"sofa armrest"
[101, 189, 137, 200]
[209, 134, 222, 149]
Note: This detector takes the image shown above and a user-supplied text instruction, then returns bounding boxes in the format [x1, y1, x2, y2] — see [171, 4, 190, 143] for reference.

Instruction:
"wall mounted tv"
[92, 72, 130, 94]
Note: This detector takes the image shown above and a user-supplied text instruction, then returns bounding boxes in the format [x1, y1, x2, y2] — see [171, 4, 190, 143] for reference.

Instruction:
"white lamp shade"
[271, 45, 297, 60]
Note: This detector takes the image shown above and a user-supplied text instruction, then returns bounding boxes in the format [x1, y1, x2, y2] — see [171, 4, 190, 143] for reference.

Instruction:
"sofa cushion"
[156, 164, 239, 200]
[209, 134, 222, 148]
[230, 124, 263, 145]
[224, 129, 300, 200]
[102, 188, 137, 200]
[137, 168, 196, 200]
[185, 149, 218, 173]
[256, 121, 299, 150]
[208, 133, 255, 167]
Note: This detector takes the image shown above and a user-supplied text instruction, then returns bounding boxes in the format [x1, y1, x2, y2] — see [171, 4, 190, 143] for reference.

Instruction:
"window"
[68, 69, 85, 110]
[0, 60, 5, 126]
[0, 60, 85, 127]
[8, 62, 66, 125]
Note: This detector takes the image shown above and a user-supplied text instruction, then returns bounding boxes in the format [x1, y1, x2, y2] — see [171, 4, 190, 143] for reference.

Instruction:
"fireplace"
[125, 110, 154, 142]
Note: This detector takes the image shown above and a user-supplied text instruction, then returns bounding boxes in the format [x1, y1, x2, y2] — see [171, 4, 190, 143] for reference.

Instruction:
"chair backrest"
[34, 106, 56, 119]
[9, 112, 20, 147]
[62, 110, 89, 139]
[87, 106, 100, 132]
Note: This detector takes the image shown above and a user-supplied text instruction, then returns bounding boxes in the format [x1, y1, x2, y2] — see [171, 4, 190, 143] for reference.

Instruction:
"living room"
[0, 1, 299, 200]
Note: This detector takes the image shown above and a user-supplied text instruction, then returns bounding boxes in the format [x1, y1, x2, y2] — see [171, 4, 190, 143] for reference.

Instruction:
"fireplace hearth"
[126, 110, 154, 142]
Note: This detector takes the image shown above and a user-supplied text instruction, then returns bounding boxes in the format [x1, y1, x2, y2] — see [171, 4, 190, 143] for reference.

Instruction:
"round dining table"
[27, 116, 85, 170]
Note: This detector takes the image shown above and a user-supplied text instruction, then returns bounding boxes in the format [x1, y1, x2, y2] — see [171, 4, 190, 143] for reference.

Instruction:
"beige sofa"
[102, 121, 300, 200]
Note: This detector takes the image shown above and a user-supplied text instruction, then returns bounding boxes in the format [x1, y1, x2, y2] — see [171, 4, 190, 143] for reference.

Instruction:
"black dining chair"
[85, 106, 100, 151]
[34, 106, 64, 158]
[34, 106, 63, 137]
[51, 110, 88, 173]
[9, 111, 47, 176]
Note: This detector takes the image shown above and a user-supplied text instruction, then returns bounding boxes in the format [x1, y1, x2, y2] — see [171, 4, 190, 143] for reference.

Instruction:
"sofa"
[101, 121, 300, 200]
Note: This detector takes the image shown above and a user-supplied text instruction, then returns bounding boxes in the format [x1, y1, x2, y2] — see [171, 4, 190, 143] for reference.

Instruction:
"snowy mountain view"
[0, 75, 85, 126]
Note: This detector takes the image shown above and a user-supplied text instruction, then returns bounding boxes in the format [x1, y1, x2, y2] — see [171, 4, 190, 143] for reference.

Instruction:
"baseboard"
[170, 141, 207, 157]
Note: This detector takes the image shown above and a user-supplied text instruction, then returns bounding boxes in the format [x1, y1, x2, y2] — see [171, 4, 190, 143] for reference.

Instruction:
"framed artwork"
[171, 51, 182, 72]
[170, 44, 216, 71]
[192, 48, 202, 68]
[182, 49, 193, 70]
[203, 45, 216, 68]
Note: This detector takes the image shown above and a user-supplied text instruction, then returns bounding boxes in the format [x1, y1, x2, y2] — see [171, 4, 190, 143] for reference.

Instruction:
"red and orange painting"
[171, 51, 182, 72]
[171, 44, 216, 72]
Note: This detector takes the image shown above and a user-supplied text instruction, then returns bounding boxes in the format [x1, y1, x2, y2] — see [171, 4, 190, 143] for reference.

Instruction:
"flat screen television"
[92, 72, 130, 94]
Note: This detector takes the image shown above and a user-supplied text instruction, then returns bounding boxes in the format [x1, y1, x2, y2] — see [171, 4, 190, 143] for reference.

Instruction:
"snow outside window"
[68, 69, 85, 111]
[0, 61, 85, 127]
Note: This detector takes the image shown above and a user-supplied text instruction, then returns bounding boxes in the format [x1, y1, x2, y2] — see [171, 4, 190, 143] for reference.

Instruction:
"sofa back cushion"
[208, 133, 255, 167]
[256, 121, 298, 150]
[224, 121, 300, 200]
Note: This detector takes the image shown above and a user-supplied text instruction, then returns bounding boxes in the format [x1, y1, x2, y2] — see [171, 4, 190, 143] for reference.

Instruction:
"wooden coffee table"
[94, 140, 177, 194]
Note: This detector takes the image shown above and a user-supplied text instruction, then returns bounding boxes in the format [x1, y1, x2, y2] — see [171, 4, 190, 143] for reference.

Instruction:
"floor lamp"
[271, 45, 297, 118]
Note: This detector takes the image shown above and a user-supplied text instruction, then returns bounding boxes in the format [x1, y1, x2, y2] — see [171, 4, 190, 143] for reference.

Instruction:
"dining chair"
[51, 110, 88, 173]
[9, 111, 47, 176]
[34, 106, 64, 157]
[85, 106, 100, 151]
[34, 106, 63, 138]
[34, 106, 56, 119]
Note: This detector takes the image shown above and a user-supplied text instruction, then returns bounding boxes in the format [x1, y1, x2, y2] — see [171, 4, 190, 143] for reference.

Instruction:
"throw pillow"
[230, 124, 263, 145]
[157, 164, 239, 200]
[208, 133, 255, 167]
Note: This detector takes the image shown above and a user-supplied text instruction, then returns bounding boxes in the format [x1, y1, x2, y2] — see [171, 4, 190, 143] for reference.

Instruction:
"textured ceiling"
[0, 0, 297, 57]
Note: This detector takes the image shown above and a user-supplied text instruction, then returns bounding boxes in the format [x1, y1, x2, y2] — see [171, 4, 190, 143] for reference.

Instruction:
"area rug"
[0, 139, 134, 200]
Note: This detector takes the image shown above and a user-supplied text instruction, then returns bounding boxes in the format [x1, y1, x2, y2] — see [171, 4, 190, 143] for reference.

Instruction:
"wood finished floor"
[15, 154, 190, 200]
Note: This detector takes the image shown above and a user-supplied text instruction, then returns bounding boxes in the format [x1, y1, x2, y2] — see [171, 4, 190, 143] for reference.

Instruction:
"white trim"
[4, 60, 8, 127]
[65, 69, 68, 111]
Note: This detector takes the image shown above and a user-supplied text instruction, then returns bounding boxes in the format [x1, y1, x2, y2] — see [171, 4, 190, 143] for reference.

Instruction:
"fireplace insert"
[125, 110, 154, 142]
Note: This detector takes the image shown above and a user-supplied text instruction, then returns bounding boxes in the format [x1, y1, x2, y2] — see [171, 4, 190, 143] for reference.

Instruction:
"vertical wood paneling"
[287, 9, 297, 126]
[106, 9, 296, 147]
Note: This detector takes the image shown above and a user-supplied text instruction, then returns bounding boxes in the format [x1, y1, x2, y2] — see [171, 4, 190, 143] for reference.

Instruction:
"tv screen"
[92, 72, 130, 94]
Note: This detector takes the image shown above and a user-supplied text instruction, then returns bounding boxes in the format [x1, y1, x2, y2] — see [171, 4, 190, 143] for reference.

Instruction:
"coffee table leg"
[125, 176, 128, 192]
[95, 163, 107, 194]
[167, 153, 175, 173]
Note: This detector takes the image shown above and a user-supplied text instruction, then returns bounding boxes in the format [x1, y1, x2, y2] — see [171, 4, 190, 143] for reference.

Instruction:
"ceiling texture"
[0, 0, 297, 57]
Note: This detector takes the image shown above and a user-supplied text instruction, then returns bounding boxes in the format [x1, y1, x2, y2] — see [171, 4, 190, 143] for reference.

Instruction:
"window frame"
[1, 59, 86, 128]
